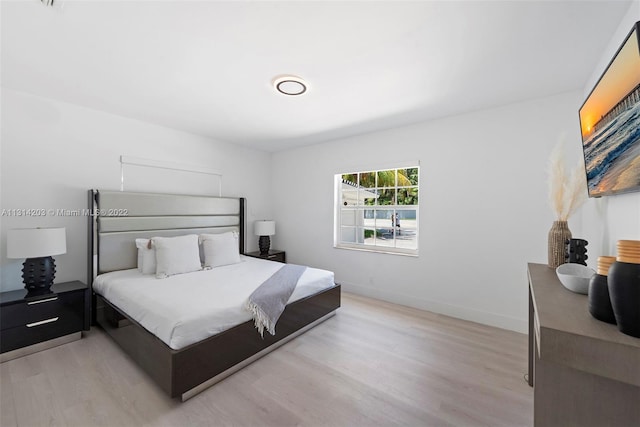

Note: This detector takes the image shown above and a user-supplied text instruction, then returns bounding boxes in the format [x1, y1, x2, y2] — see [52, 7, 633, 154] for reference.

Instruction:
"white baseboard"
[340, 281, 528, 334]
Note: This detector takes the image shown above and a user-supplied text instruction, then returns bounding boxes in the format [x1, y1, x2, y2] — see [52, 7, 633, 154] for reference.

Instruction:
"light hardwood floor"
[0, 293, 533, 426]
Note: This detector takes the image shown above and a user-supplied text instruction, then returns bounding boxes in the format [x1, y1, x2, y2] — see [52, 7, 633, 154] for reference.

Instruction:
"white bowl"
[556, 263, 595, 295]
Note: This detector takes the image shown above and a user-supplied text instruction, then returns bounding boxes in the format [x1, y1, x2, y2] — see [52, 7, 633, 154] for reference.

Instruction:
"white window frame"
[334, 166, 419, 256]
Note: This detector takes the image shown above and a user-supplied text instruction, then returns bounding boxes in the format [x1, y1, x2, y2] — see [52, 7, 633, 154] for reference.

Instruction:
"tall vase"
[608, 240, 640, 338]
[548, 220, 571, 268]
[588, 256, 616, 324]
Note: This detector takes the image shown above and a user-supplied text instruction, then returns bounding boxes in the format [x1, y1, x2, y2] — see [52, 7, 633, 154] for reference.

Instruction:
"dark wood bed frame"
[88, 190, 341, 400]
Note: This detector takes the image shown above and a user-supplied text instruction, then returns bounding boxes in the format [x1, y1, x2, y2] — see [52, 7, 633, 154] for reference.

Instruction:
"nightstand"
[244, 250, 286, 263]
[0, 281, 90, 362]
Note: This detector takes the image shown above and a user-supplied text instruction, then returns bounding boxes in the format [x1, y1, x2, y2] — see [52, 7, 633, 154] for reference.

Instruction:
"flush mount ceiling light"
[273, 75, 308, 96]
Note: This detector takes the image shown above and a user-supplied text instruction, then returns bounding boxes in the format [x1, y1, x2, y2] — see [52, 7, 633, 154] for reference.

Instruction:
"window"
[335, 166, 419, 255]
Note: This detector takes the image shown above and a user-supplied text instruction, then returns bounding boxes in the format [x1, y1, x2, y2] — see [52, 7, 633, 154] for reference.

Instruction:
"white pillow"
[200, 231, 241, 268]
[135, 238, 156, 275]
[152, 234, 202, 279]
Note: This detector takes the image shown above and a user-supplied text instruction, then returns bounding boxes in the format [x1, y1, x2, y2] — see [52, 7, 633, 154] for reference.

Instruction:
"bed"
[88, 190, 341, 400]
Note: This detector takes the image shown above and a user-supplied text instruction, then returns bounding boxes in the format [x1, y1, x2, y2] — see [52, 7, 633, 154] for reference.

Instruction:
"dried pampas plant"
[547, 139, 588, 221]
[548, 141, 566, 220]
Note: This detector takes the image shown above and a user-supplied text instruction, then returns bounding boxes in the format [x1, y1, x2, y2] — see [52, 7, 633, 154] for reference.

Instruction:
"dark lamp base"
[22, 256, 56, 292]
[259, 236, 271, 255]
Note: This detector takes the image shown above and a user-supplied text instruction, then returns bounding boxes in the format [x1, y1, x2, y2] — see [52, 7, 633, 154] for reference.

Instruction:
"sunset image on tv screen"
[579, 25, 640, 196]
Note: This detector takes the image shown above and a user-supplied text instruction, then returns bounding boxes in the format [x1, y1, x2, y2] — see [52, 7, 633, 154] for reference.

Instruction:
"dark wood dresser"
[1, 281, 90, 362]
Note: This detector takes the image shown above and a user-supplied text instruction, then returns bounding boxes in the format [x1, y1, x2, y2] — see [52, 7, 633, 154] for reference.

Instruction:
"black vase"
[608, 261, 640, 338]
[588, 274, 616, 324]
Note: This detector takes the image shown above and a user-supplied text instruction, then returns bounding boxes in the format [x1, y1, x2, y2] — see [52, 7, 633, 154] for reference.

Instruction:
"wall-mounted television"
[579, 20, 640, 198]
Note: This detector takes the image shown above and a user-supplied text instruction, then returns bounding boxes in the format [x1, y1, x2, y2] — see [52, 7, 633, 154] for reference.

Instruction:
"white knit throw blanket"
[244, 264, 306, 337]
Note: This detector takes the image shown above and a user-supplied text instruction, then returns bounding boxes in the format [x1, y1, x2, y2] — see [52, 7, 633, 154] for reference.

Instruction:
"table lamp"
[254, 220, 275, 255]
[7, 227, 67, 292]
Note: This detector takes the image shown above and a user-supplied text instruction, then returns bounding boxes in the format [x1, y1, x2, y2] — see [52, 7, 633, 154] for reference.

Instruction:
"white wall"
[272, 91, 583, 333]
[0, 89, 272, 291]
[577, 0, 640, 263]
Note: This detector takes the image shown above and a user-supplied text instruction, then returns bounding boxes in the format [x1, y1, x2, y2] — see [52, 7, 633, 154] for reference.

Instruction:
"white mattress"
[93, 256, 335, 350]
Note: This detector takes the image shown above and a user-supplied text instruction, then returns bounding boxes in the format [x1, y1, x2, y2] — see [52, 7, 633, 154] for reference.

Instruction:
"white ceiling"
[1, 0, 632, 152]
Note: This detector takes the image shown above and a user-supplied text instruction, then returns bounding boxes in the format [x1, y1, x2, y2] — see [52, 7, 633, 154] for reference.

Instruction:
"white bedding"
[93, 256, 335, 350]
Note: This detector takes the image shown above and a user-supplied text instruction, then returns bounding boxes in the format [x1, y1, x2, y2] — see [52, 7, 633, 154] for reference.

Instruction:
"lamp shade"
[7, 227, 67, 259]
[254, 220, 275, 236]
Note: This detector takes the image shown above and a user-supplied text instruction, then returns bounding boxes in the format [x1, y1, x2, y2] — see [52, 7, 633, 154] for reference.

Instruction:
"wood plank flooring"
[0, 293, 533, 426]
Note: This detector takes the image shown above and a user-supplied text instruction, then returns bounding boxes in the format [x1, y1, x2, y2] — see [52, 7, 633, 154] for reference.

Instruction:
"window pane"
[341, 173, 357, 184]
[341, 227, 356, 243]
[376, 230, 395, 247]
[375, 209, 393, 227]
[398, 187, 418, 205]
[363, 209, 375, 229]
[375, 209, 395, 244]
[341, 209, 357, 226]
[395, 209, 417, 250]
[341, 190, 360, 206]
[377, 188, 395, 205]
[398, 168, 419, 186]
[371, 211, 393, 246]
[358, 171, 376, 188]
[377, 170, 396, 187]
[362, 189, 378, 206]
[363, 228, 376, 246]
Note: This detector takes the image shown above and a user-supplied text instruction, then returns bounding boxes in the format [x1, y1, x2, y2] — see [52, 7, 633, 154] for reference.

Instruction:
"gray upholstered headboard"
[88, 190, 245, 279]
